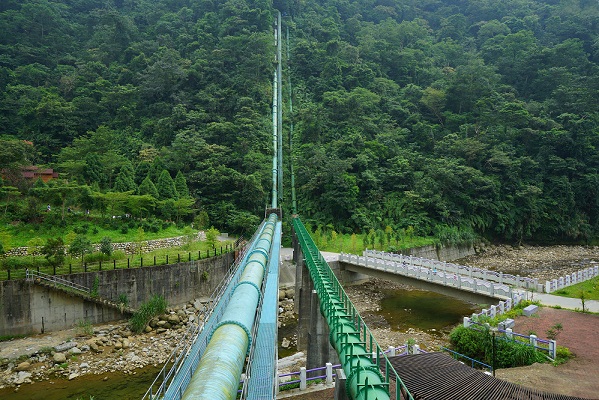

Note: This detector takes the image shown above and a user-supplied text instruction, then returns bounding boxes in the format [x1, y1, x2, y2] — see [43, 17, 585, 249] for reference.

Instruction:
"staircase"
[26, 269, 135, 315]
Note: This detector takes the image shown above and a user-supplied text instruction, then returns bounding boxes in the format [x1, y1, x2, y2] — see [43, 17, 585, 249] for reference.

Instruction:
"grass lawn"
[3, 216, 195, 248]
[552, 276, 599, 301]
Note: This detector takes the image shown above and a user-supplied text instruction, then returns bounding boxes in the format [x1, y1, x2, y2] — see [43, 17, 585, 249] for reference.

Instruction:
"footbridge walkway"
[339, 250, 536, 303]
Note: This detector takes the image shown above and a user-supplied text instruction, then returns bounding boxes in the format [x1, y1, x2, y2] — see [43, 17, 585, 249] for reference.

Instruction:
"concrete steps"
[33, 280, 135, 315]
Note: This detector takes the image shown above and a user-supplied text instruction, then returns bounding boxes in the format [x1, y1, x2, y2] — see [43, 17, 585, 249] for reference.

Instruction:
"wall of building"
[0, 253, 234, 336]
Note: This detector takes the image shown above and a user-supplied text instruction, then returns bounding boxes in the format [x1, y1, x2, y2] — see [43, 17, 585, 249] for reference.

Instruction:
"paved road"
[532, 292, 599, 313]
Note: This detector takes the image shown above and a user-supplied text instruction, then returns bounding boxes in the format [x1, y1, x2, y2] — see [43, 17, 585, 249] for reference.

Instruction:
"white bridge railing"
[340, 251, 528, 299]
[544, 265, 599, 293]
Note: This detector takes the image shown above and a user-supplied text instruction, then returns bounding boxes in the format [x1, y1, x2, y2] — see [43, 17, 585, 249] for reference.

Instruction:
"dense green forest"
[1, 0, 598, 244]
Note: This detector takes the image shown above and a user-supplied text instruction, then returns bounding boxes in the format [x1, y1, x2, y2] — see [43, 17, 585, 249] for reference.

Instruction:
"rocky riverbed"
[458, 243, 599, 282]
[1, 244, 597, 393]
[0, 300, 207, 392]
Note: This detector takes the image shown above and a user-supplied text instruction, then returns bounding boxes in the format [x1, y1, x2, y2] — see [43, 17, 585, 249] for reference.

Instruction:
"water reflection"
[0, 365, 162, 400]
[376, 288, 480, 335]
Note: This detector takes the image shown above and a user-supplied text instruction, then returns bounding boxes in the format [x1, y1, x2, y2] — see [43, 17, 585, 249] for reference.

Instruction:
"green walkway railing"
[292, 217, 414, 400]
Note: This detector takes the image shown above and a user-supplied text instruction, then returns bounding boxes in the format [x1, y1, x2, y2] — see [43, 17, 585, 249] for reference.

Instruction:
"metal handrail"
[293, 218, 414, 400]
[26, 269, 90, 295]
[440, 347, 493, 372]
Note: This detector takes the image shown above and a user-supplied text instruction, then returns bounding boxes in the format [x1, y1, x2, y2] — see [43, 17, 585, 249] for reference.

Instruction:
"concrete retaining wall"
[395, 244, 475, 261]
[0, 253, 234, 336]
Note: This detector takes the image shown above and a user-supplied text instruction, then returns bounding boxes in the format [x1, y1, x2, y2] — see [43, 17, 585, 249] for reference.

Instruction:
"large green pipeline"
[293, 217, 393, 400]
[181, 214, 278, 400]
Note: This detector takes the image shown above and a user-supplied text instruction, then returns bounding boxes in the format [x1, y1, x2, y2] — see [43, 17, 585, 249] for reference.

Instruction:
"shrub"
[554, 345, 574, 366]
[129, 295, 168, 333]
[1, 256, 38, 270]
[84, 252, 111, 263]
[99, 237, 113, 256]
[449, 325, 546, 369]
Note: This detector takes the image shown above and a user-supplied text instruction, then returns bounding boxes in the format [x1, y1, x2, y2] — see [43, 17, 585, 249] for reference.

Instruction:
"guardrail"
[362, 250, 543, 292]
[2, 245, 234, 281]
[545, 265, 599, 293]
[340, 252, 516, 299]
[274, 343, 422, 393]
[465, 321, 556, 359]
[26, 269, 90, 295]
[440, 347, 492, 372]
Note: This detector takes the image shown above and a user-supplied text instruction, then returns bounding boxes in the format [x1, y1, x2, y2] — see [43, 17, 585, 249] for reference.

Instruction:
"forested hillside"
[1, 0, 598, 243]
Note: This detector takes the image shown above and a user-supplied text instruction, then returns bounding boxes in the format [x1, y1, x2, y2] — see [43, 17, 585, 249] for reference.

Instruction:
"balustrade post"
[388, 346, 396, 357]
[530, 334, 537, 349]
[114, 260, 116, 270]
[299, 367, 307, 390]
[326, 363, 333, 384]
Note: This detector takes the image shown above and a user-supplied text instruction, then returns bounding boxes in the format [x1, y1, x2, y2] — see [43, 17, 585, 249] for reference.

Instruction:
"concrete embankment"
[0, 253, 234, 336]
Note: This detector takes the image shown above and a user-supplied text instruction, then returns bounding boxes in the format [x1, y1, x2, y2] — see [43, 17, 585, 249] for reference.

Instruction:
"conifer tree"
[149, 157, 166, 182]
[174, 170, 189, 198]
[113, 162, 137, 192]
[83, 153, 107, 188]
[156, 169, 177, 200]
[134, 161, 151, 185]
[138, 176, 159, 199]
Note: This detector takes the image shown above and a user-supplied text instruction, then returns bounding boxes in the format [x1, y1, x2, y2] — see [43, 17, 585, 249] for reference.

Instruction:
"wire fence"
[1, 244, 234, 281]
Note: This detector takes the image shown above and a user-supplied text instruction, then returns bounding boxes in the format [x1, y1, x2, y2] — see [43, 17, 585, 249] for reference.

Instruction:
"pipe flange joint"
[235, 280, 262, 301]
[345, 365, 385, 397]
[210, 319, 252, 355]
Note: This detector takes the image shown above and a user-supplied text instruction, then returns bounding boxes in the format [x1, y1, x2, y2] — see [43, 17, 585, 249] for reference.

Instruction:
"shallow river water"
[0, 365, 162, 400]
[375, 287, 480, 335]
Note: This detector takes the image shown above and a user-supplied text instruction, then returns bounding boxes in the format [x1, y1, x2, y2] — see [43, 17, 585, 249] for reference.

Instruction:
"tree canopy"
[0, 0, 598, 242]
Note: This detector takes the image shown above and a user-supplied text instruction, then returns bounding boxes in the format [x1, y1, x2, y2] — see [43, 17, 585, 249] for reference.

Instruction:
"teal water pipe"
[181, 214, 278, 400]
[293, 217, 393, 400]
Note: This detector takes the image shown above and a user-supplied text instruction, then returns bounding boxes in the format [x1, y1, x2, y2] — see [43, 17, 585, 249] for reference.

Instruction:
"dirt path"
[496, 307, 599, 399]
